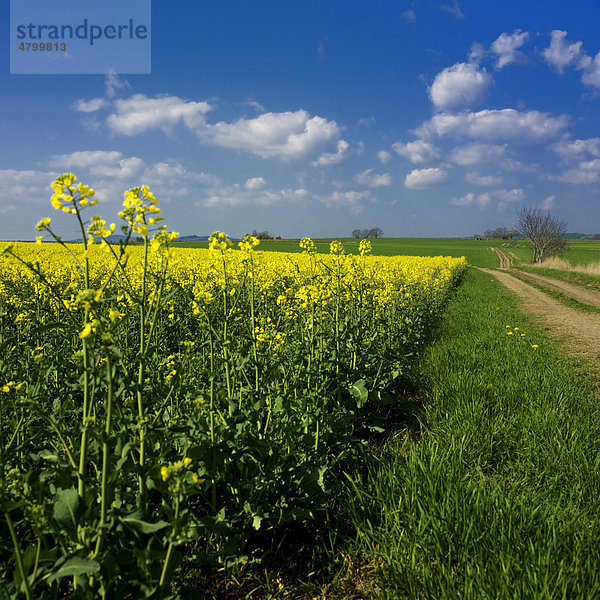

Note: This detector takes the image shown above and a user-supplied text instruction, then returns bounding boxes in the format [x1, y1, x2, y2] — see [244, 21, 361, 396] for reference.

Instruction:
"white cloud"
[491, 30, 529, 69]
[243, 100, 266, 112]
[312, 139, 350, 166]
[104, 94, 346, 162]
[354, 169, 392, 187]
[203, 186, 309, 208]
[428, 62, 493, 112]
[450, 142, 506, 165]
[451, 188, 523, 210]
[51, 150, 124, 169]
[552, 137, 600, 161]
[392, 139, 440, 163]
[415, 109, 569, 142]
[142, 161, 220, 188]
[438, 0, 464, 19]
[73, 98, 106, 112]
[450, 191, 492, 209]
[581, 52, 600, 87]
[541, 31, 600, 88]
[541, 195, 555, 210]
[105, 70, 130, 98]
[404, 167, 448, 189]
[377, 150, 391, 163]
[494, 188, 525, 203]
[107, 94, 212, 136]
[318, 190, 374, 215]
[358, 116, 376, 127]
[557, 159, 600, 184]
[464, 172, 503, 186]
[543, 30, 584, 73]
[51, 150, 144, 179]
[211, 110, 342, 160]
[468, 42, 486, 65]
[0, 169, 58, 208]
[245, 177, 267, 190]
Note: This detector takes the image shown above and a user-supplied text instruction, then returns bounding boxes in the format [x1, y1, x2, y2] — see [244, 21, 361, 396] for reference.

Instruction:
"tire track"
[491, 247, 513, 269]
[510, 270, 600, 310]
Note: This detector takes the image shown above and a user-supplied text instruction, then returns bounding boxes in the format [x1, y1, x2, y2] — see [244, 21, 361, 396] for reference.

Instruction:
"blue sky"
[3, 0, 600, 240]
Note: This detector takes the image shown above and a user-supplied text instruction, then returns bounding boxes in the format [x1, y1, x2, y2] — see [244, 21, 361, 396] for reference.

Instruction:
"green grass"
[341, 268, 600, 598]
[176, 237, 503, 268]
[561, 240, 600, 266]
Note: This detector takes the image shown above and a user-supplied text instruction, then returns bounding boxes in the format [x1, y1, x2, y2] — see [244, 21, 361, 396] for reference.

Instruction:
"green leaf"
[120, 514, 169, 534]
[48, 557, 100, 583]
[53, 488, 79, 532]
[349, 379, 369, 408]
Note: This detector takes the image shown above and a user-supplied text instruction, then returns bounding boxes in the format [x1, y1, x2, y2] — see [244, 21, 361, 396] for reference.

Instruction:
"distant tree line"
[351, 227, 383, 239]
[246, 230, 281, 240]
[478, 227, 519, 240]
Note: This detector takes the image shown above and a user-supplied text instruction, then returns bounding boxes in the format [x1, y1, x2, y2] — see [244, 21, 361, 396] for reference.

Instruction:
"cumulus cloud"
[51, 150, 144, 179]
[244, 177, 267, 190]
[203, 185, 309, 208]
[428, 62, 493, 112]
[451, 192, 492, 209]
[464, 172, 503, 186]
[0, 169, 58, 208]
[392, 140, 440, 163]
[377, 150, 392, 163]
[51, 150, 124, 169]
[541, 30, 600, 88]
[552, 137, 600, 162]
[210, 110, 342, 160]
[312, 139, 350, 166]
[105, 70, 130, 98]
[404, 167, 448, 189]
[415, 108, 569, 143]
[491, 30, 529, 69]
[494, 188, 525, 203]
[450, 142, 506, 165]
[142, 161, 220, 188]
[107, 94, 212, 136]
[318, 190, 374, 215]
[543, 30, 585, 73]
[103, 93, 347, 162]
[450, 188, 520, 210]
[557, 159, 600, 184]
[541, 195, 555, 210]
[73, 98, 106, 112]
[438, 0, 464, 19]
[354, 169, 392, 187]
[580, 53, 600, 87]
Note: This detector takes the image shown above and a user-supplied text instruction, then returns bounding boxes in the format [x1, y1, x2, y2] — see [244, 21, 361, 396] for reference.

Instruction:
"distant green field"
[175, 237, 505, 268]
[560, 240, 600, 266]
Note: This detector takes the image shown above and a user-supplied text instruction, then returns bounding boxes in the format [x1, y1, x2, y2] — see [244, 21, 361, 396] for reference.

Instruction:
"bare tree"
[516, 206, 567, 263]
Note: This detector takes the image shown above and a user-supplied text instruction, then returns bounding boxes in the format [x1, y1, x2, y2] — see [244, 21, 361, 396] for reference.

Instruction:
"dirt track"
[510, 270, 600, 309]
[480, 268, 600, 368]
[491, 247, 513, 269]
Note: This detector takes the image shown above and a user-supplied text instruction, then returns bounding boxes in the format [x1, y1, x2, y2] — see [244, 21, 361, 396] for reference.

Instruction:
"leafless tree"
[516, 206, 567, 263]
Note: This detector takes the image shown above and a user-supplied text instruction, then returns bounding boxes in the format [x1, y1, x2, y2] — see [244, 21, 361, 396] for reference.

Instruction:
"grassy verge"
[517, 265, 600, 291]
[341, 268, 600, 599]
